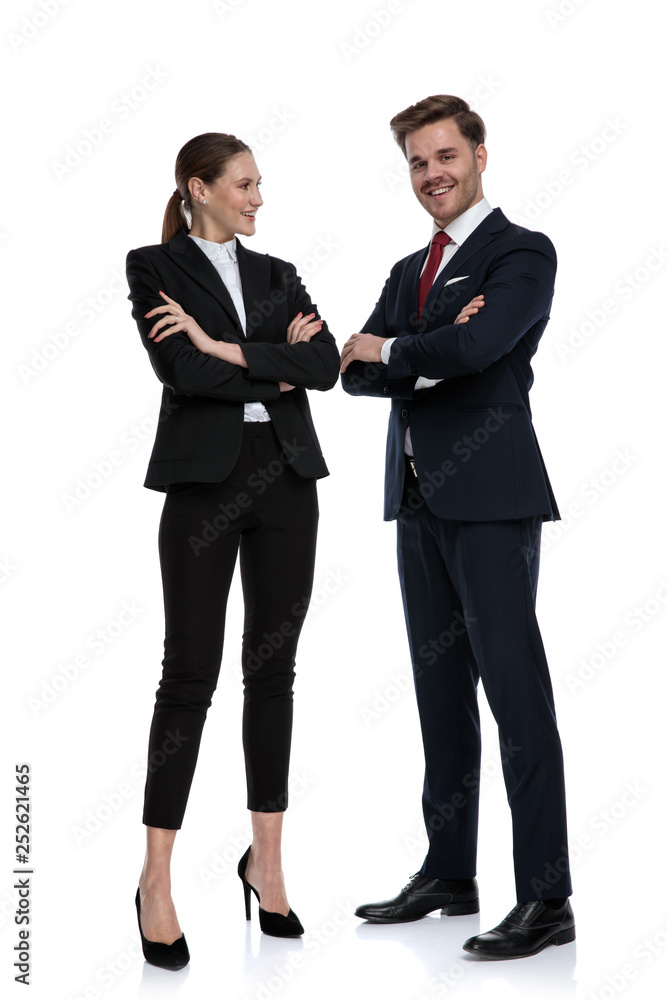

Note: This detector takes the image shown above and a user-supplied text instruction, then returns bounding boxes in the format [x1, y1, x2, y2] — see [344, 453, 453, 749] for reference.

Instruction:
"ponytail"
[162, 190, 187, 243]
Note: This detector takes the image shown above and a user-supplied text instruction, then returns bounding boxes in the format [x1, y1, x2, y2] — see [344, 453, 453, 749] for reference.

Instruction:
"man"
[340, 95, 574, 960]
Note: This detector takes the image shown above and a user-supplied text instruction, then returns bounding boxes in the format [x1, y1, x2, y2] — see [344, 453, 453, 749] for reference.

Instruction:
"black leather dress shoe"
[355, 873, 479, 923]
[462, 899, 575, 959]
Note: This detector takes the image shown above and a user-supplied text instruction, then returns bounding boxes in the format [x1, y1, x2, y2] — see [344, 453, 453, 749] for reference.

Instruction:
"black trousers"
[142, 423, 319, 829]
[396, 468, 572, 902]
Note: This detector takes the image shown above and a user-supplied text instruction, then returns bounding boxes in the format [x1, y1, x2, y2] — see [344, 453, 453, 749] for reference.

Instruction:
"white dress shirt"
[379, 197, 494, 455]
[188, 234, 270, 422]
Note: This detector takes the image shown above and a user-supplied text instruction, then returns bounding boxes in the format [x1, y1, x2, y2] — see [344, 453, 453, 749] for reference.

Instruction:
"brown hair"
[390, 95, 486, 157]
[161, 132, 252, 243]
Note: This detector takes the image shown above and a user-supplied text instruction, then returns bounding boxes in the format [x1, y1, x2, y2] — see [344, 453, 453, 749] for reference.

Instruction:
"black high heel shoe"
[135, 888, 190, 970]
[237, 846, 304, 937]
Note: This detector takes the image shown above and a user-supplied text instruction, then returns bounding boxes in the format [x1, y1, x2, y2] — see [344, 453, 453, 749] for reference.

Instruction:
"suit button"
[410, 366, 418, 374]
[401, 408, 409, 419]
[383, 386, 389, 394]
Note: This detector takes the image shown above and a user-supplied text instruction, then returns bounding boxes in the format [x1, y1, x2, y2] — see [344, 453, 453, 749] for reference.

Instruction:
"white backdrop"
[3, 1, 665, 998]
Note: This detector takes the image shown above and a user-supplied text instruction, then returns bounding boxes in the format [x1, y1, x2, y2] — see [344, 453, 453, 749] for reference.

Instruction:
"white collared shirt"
[188, 234, 270, 422]
[379, 197, 494, 454]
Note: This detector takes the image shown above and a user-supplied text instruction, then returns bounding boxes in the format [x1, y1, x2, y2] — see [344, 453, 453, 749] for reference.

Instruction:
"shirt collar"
[188, 233, 238, 263]
[430, 196, 493, 248]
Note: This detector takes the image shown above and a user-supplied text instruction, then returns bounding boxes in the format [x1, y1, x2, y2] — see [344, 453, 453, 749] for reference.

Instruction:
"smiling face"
[405, 119, 487, 229]
[189, 151, 263, 242]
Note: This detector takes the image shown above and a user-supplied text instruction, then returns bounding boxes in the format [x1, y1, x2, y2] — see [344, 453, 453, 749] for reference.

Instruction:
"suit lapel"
[236, 239, 271, 340]
[423, 207, 510, 321]
[165, 228, 245, 338]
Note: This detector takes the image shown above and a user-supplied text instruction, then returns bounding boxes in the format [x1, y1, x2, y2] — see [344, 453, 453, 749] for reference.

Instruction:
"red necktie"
[418, 231, 452, 321]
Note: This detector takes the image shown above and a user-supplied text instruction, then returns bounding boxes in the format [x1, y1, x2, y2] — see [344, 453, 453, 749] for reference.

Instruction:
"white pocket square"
[444, 275, 469, 286]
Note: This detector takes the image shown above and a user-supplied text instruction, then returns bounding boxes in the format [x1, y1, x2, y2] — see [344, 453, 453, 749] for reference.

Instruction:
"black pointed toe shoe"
[237, 846, 304, 938]
[462, 899, 575, 960]
[355, 872, 480, 923]
[135, 888, 190, 971]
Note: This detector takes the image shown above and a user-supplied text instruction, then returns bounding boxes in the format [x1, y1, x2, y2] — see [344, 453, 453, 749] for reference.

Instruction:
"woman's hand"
[454, 294, 485, 324]
[146, 291, 216, 354]
[146, 291, 249, 368]
[286, 312, 323, 344]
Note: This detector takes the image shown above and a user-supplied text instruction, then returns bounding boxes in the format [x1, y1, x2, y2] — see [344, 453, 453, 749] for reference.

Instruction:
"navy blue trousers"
[396, 485, 572, 902]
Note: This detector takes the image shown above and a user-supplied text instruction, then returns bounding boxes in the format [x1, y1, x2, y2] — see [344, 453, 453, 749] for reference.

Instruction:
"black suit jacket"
[342, 208, 560, 523]
[126, 229, 339, 490]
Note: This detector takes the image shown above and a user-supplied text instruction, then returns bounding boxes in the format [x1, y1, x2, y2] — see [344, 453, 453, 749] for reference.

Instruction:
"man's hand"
[455, 295, 485, 324]
[339, 297, 483, 374]
[340, 333, 389, 373]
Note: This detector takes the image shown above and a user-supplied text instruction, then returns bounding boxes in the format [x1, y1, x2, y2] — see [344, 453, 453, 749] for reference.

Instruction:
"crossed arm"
[146, 290, 322, 393]
[339, 295, 485, 372]
[341, 241, 555, 393]
[126, 249, 339, 400]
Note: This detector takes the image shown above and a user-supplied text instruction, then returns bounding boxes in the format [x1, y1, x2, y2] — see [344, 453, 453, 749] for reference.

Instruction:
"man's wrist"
[381, 337, 397, 365]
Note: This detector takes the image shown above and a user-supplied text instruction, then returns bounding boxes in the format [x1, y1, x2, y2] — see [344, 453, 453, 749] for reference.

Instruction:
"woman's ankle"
[139, 872, 172, 895]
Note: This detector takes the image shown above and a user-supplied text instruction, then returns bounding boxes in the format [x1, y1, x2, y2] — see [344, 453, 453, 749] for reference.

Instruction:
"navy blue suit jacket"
[341, 208, 560, 522]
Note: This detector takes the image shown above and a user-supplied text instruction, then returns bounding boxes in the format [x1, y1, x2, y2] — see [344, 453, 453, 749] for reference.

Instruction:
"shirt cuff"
[414, 377, 443, 389]
[380, 337, 396, 365]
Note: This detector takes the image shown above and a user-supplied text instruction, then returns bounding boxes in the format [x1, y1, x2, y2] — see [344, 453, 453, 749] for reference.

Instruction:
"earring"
[202, 199, 208, 205]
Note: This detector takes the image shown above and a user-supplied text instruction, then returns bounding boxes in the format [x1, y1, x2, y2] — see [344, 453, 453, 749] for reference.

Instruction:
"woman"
[126, 132, 339, 969]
